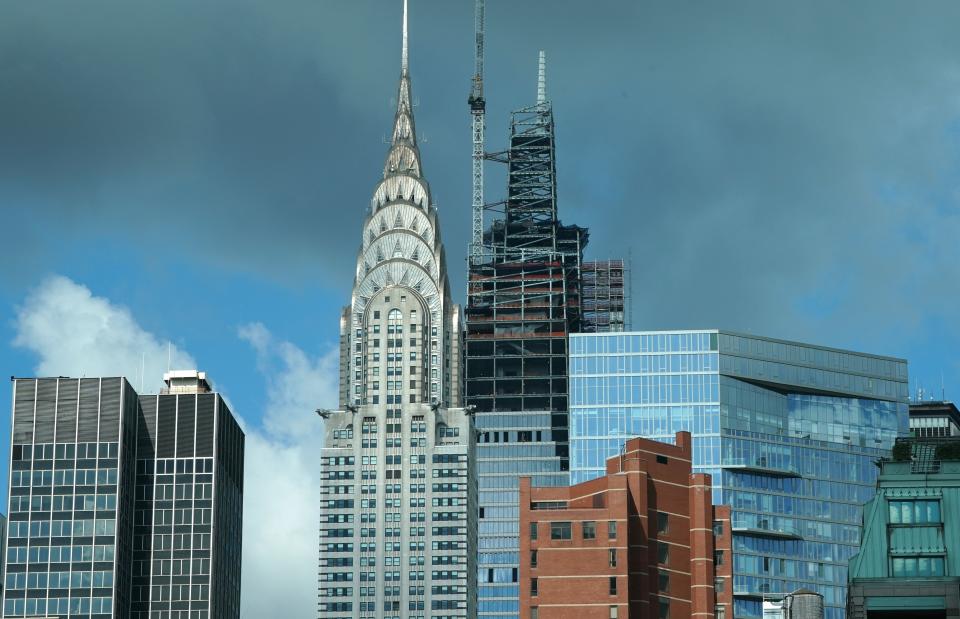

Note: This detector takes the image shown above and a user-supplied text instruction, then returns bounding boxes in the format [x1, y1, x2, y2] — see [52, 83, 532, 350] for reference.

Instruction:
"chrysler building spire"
[337, 0, 462, 410]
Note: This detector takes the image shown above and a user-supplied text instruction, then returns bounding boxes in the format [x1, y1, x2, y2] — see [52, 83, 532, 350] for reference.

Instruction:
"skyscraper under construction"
[464, 54, 588, 619]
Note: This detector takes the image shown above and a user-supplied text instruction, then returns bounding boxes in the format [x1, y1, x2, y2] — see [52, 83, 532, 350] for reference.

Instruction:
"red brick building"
[519, 432, 732, 619]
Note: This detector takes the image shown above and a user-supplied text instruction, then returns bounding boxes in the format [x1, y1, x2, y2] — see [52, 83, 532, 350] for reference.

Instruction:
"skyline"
[2, 1, 960, 617]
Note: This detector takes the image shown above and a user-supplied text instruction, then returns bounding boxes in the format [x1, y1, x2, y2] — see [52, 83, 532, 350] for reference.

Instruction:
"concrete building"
[518, 432, 733, 619]
[3, 373, 243, 619]
[847, 436, 960, 619]
[317, 3, 476, 619]
[910, 400, 960, 439]
[568, 331, 909, 619]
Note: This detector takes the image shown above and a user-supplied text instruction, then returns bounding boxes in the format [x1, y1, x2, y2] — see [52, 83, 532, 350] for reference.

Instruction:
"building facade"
[568, 330, 909, 619]
[318, 4, 476, 619]
[519, 432, 733, 619]
[3, 373, 243, 619]
[4, 377, 139, 618]
[846, 437, 960, 619]
[132, 371, 244, 619]
[319, 405, 476, 619]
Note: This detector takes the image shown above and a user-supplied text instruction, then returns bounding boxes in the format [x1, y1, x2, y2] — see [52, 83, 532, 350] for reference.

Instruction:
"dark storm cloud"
[1, 0, 959, 350]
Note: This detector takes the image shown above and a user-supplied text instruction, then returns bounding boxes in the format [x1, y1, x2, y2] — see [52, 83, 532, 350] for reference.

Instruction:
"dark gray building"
[3, 371, 243, 619]
[4, 376, 140, 618]
[132, 370, 244, 619]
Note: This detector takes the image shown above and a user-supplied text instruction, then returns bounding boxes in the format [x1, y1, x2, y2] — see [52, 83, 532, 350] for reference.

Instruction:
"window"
[530, 550, 537, 568]
[609, 549, 617, 568]
[582, 521, 596, 540]
[891, 556, 946, 577]
[609, 606, 619, 619]
[714, 577, 725, 594]
[609, 577, 617, 595]
[712, 520, 724, 537]
[716, 606, 726, 619]
[657, 512, 669, 534]
[608, 521, 617, 540]
[530, 578, 538, 596]
[531, 608, 539, 619]
[714, 550, 724, 566]
[657, 542, 669, 565]
[889, 500, 941, 524]
[658, 572, 669, 593]
[530, 522, 538, 541]
[658, 597, 670, 619]
[656, 455, 668, 464]
[550, 522, 572, 540]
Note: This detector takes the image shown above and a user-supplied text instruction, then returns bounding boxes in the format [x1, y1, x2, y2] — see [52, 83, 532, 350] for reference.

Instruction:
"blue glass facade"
[473, 411, 568, 619]
[569, 331, 909, 619]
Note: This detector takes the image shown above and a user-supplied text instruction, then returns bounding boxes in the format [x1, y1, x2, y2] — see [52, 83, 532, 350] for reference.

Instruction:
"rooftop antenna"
[401, 0, 409, 76]
[468, 0, 486, 266]
[942, 371, 946, 401]
[537, 50, 547, 106]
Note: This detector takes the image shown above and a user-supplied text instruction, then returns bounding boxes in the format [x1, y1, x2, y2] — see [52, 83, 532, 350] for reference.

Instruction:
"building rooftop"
[162, 370, 211, 394]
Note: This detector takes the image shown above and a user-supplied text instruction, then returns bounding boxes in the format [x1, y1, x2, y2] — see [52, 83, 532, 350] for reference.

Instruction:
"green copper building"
[847, 437, 960, 618]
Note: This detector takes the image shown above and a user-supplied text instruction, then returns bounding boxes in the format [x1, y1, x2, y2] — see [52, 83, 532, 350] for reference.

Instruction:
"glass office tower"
[4, 373, 244, 619]
[4, 377, 139, 619]
[569, 331, 909, 619]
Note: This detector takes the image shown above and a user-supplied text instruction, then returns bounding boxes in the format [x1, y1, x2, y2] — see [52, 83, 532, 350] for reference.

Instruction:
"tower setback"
[319, 3, 476, 619]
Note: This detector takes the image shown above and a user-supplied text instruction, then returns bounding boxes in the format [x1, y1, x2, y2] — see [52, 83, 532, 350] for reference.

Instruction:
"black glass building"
[3, 371, 243, 619]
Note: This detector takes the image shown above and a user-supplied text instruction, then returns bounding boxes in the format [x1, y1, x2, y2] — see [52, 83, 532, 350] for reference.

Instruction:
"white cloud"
[13, 275, 195, 388]
[12, 275, 338, 619]
[238, 322, 338, 618]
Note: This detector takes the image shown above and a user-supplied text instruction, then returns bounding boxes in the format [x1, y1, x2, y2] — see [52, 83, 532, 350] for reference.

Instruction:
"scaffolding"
[465, 53, 587, 441]
[581, 259, 628, 332]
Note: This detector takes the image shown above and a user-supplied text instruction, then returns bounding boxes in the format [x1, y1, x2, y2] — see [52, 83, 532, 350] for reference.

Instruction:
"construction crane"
[468, 0, 485, 266]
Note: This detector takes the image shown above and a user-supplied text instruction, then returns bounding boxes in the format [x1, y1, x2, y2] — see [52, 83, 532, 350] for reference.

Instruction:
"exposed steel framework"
[582, 259, 629, 332]
[465, 52, 587, 424]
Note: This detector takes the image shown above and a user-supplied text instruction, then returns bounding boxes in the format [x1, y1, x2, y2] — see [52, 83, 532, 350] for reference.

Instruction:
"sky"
[1, 0, 959, 616]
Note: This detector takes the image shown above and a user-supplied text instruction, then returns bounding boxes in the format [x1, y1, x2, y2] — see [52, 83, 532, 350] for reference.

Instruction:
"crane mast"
[468, 0, 485, 265]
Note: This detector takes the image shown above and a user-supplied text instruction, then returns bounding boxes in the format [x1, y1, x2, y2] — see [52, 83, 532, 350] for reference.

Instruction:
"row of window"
[5, 569, 114, 590]
[3, 596, 113, 617]
[530, 520, 618, 541]
[13, 442, 118, 462]
[529, 548, 618, 569]
[135, 482, 213, 501]
[8, 518, 116, 538]
[532, 576, 622, 596]
[10, 493, 117, 513]
[133, 532, 211, 551]
[320, 599, 465, 613]
[888, 499, 941, 524]
[132, 583, 210, 602]
[136, 457, 215, 475]
[11, 468, 118, 487]
[6, 544, 115, 564]
[133, 507, 212, 526]
[132, 557, 210, 577]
